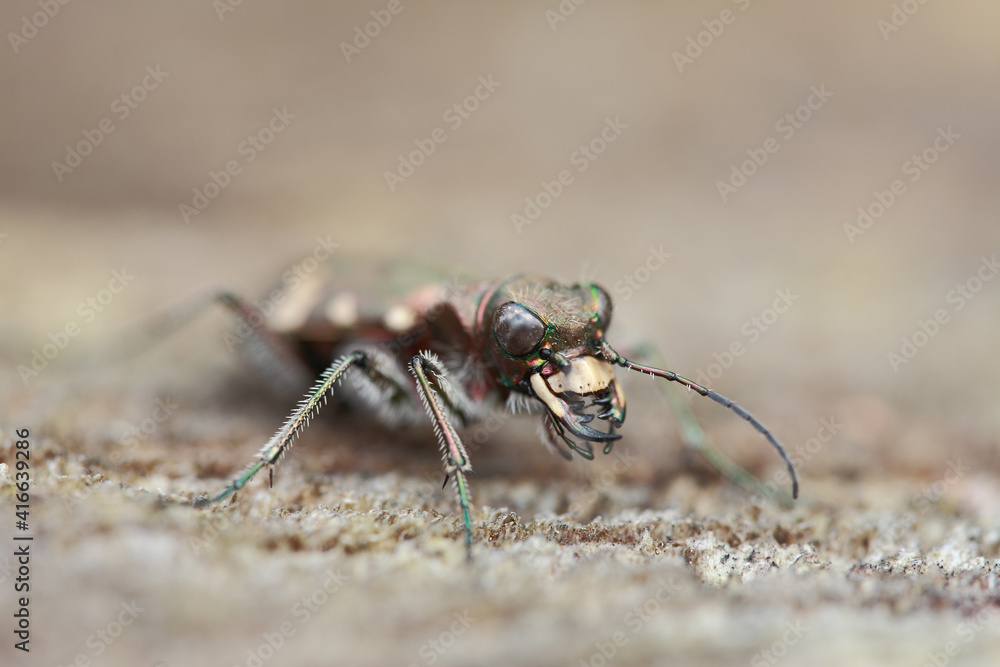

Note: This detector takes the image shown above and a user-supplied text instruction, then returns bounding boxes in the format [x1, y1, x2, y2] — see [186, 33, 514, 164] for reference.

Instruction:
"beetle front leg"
[409, 352, 476, 560]
[540, 411, 595, 461]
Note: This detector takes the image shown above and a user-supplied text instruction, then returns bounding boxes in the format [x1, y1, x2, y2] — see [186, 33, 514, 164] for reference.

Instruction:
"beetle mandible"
[189, 260, 798, 556]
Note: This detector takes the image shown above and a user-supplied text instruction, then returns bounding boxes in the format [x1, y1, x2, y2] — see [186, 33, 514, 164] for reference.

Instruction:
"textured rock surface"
[2, 359, 999, 667]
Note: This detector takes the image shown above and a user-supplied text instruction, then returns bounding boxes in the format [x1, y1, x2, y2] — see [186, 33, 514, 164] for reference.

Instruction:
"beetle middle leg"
[195, 346, 483, 559]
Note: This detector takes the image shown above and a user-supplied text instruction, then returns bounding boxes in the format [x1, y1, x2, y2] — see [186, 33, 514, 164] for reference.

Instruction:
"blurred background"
[2, 2, 1000, 666]
[4, 0, 999, 425]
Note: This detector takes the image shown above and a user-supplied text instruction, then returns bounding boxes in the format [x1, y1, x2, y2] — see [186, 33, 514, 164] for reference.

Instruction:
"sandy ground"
[2, 2, 1000, 666]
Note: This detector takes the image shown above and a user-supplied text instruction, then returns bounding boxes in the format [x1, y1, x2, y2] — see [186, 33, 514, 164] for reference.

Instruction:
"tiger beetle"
[169, 259, 798, 558]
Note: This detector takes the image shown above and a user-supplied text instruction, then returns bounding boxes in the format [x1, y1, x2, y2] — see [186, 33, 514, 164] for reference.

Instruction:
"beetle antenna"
[599, 341, 798, 499]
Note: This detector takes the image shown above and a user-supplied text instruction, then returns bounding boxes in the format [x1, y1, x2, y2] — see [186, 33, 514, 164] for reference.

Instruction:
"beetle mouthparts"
[529, 355, 626, 442]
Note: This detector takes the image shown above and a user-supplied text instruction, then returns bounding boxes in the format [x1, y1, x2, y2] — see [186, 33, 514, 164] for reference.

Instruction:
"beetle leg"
[537, 415, 572, 461]
[87, 289, 310, 396]
[194, 351, 369, 506]
[339, 343, 422, 428]
[409, 352, 476, 561]
[541, 411, 595, 460]
[215, 292, 313, 396]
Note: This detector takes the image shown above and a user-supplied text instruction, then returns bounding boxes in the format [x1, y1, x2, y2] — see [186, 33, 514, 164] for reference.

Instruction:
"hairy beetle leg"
[195, 347, 482, 561]
[410, 352, 477, 561]
[193, 351, 371, 507]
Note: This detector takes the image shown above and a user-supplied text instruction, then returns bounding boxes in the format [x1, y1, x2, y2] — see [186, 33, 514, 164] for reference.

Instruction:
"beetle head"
[476, 276, 800, 497]
[481, 276, 626, 449]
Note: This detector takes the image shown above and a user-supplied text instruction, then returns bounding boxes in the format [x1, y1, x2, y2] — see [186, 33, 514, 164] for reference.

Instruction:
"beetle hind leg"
[216, 292, 313, 397]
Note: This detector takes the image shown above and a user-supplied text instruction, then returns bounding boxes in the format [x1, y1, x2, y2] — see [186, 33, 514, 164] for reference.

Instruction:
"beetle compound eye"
[494, 302, 545, 357]
[591, 284, 613, 330]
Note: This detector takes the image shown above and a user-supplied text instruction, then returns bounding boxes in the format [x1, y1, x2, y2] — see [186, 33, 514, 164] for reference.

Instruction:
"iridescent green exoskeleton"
[183, 262, 798, 559]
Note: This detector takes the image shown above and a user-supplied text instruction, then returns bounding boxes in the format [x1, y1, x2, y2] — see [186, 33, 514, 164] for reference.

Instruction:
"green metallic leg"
[409, 352, 476, 561]
[194, 351, 377, 505]
[197, 347, 481, 558]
